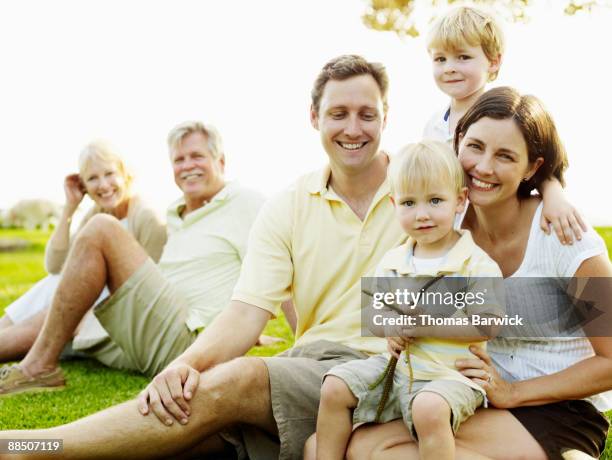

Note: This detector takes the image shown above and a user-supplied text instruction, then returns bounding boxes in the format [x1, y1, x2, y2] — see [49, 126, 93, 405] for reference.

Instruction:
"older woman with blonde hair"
[0, 140, 166, 361]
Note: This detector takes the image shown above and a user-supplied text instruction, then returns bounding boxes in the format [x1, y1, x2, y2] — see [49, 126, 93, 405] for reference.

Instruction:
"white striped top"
[481, 202, 611, 411]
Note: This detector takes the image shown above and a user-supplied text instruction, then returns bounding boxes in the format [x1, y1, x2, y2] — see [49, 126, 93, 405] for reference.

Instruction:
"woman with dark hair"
[346, 87, 612, 459]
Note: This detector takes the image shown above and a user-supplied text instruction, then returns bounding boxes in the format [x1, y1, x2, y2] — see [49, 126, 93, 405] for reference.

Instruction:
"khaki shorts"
[327, 354, 484, 439]
[84, 259, 197, 378]
[221, 340, 369, 460]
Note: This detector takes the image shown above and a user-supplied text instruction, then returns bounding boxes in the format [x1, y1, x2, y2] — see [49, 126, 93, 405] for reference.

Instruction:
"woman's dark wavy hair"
[453, 86, 568, 198]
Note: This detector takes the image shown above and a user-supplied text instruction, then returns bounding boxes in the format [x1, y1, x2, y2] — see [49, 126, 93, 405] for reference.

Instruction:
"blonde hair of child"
[427, 5, 505, 81]
[78, 140, 134, 196]
[389, 140, 465, 199]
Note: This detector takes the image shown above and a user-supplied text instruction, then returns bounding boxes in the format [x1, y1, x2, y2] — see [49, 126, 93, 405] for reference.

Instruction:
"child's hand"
[541, 203, 587, 245]
[387, 337, 403, 358]
[540, 179, 587, 245]
[386, 336, 414, 359]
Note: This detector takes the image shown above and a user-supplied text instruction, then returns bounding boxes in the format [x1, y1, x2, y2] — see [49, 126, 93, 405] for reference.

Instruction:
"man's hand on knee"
[137, 363, 200, 426]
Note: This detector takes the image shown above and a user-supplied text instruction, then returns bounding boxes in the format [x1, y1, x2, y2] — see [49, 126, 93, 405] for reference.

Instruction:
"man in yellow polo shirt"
[0, 121, 264, 393]
[0, 56, 405, 460]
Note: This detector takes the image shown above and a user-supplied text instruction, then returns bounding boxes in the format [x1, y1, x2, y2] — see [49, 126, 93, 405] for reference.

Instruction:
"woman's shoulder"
[126, 195, 165, 227]
[524, 201, 607, 277]
[127, 195, 158, 216]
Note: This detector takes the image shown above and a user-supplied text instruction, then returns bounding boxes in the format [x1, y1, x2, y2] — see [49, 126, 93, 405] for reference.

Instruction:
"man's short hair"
[311, 55, 389, 114]
[427, 5, 505, 81]
[167, 121, 224, 159]
[389, 140, 465, 197]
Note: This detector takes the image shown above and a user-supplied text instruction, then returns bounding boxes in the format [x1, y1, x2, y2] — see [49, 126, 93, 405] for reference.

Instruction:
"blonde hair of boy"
[78, 140, 134, 195]
[427, 5, 505, 81]
[388, 140, 465, 199]
[167, 121, 224, 160]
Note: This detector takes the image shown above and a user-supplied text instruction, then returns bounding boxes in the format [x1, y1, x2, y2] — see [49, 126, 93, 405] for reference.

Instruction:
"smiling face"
[430, 44, 499, 102]
[171, 131, 225, 211]
[458, 117, 543, 207]
[394, 183, 467, 254]
[310, 74, 386, 175]
[81, 159, 128, 211]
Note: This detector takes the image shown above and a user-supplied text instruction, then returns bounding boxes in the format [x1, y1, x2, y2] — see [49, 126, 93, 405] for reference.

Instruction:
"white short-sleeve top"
[471, 202, 611, 411]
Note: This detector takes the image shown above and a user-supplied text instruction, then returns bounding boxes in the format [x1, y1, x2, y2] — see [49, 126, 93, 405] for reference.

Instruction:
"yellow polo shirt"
[232, 167, 406, 354]
[160, 182, 265, 331]
[376, 230, 503, 392]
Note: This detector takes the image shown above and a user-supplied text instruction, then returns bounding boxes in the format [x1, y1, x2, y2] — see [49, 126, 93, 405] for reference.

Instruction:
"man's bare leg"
[171, 433, 236, 460]
[1, 357, 276, 459]
[17, 214, 148, 378]
[0, 311, 45, 362]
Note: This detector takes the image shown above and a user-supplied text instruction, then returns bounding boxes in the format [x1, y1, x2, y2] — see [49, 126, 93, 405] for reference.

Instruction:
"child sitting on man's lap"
[314, 140, 504, 460]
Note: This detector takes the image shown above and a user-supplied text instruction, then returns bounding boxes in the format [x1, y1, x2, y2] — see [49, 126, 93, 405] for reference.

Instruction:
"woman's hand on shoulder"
[456, 345, 518, 409]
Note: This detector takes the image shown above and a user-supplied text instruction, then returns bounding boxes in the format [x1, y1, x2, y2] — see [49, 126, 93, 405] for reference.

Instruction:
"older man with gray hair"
[0, 121, 265, 394]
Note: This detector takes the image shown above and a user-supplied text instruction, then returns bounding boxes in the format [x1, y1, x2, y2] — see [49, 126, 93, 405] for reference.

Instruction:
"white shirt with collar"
[423, 106, 452, 146]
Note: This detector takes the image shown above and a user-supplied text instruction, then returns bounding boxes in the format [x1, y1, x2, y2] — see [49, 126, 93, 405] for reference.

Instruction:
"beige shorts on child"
[220, 340, 369, 460]
[326, 354, 484, 439]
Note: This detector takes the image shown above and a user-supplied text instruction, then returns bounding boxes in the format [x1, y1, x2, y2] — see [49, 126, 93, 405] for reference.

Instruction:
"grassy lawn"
[1, 228, 611, 458]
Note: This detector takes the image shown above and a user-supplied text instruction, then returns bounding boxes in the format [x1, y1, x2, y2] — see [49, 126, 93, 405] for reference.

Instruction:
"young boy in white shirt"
[313, 140, 503, 460]
[423, 5, 504, 143]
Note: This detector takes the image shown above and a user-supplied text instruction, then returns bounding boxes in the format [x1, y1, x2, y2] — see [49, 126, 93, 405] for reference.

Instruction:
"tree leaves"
[362, 0, 612, 37]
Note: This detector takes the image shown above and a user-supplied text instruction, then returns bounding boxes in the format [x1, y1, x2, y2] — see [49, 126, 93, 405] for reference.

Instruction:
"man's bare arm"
[137, 300, 272, 424]
[177, 300, 272, 371]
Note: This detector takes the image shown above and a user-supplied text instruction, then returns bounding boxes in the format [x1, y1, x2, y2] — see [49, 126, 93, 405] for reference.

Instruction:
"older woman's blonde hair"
[389, 140, 465, 198]
[78, 140, 134, 195]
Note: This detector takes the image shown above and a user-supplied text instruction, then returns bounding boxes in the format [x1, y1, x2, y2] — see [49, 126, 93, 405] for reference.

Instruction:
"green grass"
[0, 229, 295, 432]
[0, 229, 611, 458]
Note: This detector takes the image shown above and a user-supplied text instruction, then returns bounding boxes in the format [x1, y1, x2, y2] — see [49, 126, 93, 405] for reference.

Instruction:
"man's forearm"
[172, 300, 272, 372]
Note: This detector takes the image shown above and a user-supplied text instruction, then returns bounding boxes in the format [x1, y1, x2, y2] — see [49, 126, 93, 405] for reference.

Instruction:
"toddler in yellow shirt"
[314, 140, 503, 460]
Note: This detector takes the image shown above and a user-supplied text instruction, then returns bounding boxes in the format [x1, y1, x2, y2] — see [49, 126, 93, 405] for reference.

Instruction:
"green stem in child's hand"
[368, 354, 396, 390]
[406, 344, 413, 394]
[370, 344, 414, 423]
[368, 276, 443, 422]
[373, 355, 397, 423]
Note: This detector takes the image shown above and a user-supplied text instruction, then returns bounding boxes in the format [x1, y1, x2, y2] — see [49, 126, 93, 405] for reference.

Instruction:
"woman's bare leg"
[347, 408, 548, 460]
[0, 311, 46, 362]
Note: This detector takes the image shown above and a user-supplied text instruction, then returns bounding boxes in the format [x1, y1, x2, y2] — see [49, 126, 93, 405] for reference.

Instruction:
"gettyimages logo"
[360, 276, 611, 338]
